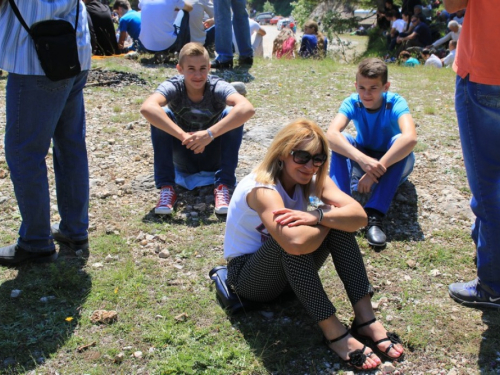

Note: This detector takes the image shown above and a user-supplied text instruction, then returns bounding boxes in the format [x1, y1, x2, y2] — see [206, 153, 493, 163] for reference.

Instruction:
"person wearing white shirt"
[431, 20, 461, 48]
[441, 40, 457, 67]
[189, 0, 214, 45]
[233, 18, 266, 57]
[421, 49, 443, 68]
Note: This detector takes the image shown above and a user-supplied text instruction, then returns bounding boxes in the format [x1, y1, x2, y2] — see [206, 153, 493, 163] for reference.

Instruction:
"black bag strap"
[7, 0, 80, 36]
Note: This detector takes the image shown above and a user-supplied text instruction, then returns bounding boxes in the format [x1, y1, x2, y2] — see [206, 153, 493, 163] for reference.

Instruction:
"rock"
[114, 353, 125, 363]
[10, 289, 22, 298]
[133, 351, 143, 358]
[406, 260, 417, 268]
[3, 358, 16, 367]
[122, 346, 133, 351]
[447, 369, 458, 375]
[193, 203, 206, 211]
[430, 269, 441, 277]
[381, 362, 396, 373]
[92, 262, 104, 269]
[105, 254, 118, 262]
[90, 310, 118, 324]
[371, 301, 380, 310]
[159, 249, 170, 258]
[40, 296, 56, 303]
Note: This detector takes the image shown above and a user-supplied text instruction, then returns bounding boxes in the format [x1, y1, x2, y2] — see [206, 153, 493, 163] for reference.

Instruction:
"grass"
[0, 55, 497, 374]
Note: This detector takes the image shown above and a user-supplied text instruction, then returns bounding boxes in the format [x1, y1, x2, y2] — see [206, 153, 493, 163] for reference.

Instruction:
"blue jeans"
[329, 133, 415, 215]
[5, 72, 90, 252]
[151, 108, 243, 188]
[455, 75, 500, 293]
[213, 0, 252, 62]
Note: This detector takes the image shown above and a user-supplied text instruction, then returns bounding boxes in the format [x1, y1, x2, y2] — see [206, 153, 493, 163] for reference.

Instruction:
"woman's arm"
[318, 177, 368, 231]
[248, 187, 330, 255]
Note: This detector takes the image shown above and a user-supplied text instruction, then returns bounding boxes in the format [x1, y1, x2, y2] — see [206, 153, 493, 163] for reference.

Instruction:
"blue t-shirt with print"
[118, 10, 141, 41]
[339, 92, 410, 152]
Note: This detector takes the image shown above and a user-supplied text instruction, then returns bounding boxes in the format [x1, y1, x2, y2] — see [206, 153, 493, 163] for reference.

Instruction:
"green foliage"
[290, 0, 317, 27]
[262, 1, 276, 13]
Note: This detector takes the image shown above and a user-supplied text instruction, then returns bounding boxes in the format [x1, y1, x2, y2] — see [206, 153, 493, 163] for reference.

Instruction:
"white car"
[277, 17, 295, 31]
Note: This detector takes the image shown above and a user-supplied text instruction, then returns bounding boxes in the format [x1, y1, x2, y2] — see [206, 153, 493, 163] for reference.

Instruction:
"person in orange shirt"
[445, 0, 500, 309]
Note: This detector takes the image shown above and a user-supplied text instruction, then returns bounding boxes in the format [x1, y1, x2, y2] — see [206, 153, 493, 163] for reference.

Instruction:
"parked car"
[270, 15, 283, 25]
[255, 12, 274, 25]
[277, 17, 295, 31]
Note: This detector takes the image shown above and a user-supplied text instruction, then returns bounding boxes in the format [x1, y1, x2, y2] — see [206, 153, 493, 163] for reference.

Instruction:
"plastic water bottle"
[309, 196, 323, 208]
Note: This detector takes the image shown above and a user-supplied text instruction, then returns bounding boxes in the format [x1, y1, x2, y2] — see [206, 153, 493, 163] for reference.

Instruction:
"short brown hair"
[113, 0, 130, 10]
[178, 42, 210, 66]
[357, 58, 388, 84]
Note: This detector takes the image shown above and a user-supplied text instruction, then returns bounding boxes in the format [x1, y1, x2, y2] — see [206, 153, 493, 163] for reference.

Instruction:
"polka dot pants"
[227, 229, 373, 322]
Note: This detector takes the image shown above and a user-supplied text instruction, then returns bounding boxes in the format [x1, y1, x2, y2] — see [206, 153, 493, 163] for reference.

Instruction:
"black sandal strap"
[352, 317, 377, 331]
[374, 331, 403, 346]
[324, 330, 349, 344]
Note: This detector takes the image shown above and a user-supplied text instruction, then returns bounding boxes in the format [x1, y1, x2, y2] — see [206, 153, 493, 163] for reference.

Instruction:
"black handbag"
[8, 0, 82, 81]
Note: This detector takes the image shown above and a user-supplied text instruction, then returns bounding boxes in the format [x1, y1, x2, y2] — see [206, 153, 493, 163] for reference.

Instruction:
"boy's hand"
[182, 130, 212, 154]
[359, 156, 386, 181]
[358, 174, 376, 194]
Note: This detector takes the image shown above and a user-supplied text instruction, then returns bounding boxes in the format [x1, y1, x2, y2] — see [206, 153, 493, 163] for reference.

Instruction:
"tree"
[262, 1, 276, 13]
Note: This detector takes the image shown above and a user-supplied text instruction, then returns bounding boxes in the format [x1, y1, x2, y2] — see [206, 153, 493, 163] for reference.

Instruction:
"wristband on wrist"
[207, 129, 215, 141]
[315, 207, 324, 225]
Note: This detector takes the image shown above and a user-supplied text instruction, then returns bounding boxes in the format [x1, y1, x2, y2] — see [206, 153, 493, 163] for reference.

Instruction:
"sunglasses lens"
[293, 150, 311, 164]
[312, 154, 327, 166]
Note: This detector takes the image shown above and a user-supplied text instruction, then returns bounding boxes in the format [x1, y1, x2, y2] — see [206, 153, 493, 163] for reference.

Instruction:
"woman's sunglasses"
[290, 150, 327, 167]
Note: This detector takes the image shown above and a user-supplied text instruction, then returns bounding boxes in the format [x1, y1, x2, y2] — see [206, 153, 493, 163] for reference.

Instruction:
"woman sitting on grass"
[299, 20, 327, 58]
[223, 119, 404, 370]
[272, 28, 296, 59]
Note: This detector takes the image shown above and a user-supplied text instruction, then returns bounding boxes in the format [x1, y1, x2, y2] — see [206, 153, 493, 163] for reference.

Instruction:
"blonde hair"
[272, 28, 296, 58]
[253, 119, 329, 198]
[178, 42, 209, 66]
[304, 20, 325, 58]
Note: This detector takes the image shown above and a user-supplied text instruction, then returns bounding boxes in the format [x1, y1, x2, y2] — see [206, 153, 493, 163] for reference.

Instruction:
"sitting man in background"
[139, 0, 193, 62]
[188, 0, 214, 50]
[431, 20, 461, 49]
[441, 39, 457, 67]
[233, 17, 266, 58]
[397, 14, 432, 49]
[85, 0, 119, 55]
[327, 58, 417, 248]
[140, 43, 255, 215]
[421, 48, 442, 68]
[385, 10, 407, 52]
[113, 0, 143, 52]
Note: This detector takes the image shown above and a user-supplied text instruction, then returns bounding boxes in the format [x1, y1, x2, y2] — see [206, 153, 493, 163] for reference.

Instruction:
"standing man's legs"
[213, 0, 233, 65]
[449, 75, 500, 307]
[1, 71, 89, 264]
[231, 0, 252, 63]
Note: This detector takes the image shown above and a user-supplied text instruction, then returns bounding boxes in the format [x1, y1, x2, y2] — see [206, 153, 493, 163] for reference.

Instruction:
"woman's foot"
[353, 318, 404, 360]
[325, 330, 381, 370]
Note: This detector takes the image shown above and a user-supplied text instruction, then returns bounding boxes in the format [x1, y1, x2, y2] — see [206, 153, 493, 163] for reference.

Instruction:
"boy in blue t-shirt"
[327, 58, 417, 247]
[113, 0, 142, 51]
[141, 43, 255, 216]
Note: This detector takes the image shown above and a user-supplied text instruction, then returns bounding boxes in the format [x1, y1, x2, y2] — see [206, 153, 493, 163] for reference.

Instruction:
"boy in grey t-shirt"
[140, 43, 255, 215]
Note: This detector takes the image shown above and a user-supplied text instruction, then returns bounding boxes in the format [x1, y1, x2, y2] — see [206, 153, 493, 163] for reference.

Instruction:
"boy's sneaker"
[51, 223, 89, 251]
[214, 184, 231, 215]
[449, 278, 500, 309]
[155, 185, 177, 215]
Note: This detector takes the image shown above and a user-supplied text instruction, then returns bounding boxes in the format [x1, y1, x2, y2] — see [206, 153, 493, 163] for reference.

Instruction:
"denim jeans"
[5, 72, 90, 252]
[455, 75, 500, 293]
[329, 133, 415, 215]
[213, 0, 252, 62]
[151, 108, 243, 188]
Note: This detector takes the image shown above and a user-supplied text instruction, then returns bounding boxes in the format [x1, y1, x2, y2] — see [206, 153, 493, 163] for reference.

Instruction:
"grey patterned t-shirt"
[155, 75, 236, 133]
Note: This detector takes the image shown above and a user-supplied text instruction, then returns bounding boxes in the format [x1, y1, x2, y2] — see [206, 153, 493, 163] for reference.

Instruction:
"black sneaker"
[0, 244, 57, 266]
[51, 223, 89, 251]
[449, 278, 500, 309]
[237, 56, 253, 68]
[210, 59, 233, 70]
[366, 213, 386, 247]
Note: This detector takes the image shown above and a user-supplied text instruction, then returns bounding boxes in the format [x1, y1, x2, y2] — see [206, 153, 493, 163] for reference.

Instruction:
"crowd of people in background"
[376, 0, 462, 68]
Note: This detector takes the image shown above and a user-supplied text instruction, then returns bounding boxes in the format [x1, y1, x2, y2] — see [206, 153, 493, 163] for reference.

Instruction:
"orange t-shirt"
[453, 0, 500, 85]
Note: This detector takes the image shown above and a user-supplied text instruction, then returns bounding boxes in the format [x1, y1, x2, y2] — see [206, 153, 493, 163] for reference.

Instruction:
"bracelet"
[316, 207, 324, 225]
[207, 129, 215, 141]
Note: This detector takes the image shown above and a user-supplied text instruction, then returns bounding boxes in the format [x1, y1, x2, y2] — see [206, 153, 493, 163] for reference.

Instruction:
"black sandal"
[351, 318, 404, 362]
[324, 331, 378, 370]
